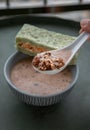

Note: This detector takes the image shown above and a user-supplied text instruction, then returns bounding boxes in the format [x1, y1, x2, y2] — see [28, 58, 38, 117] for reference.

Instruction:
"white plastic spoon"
[32, 32, 89, 74]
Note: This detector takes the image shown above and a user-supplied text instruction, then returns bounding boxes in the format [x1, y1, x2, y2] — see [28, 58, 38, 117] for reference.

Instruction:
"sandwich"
[15, 24, 77, 64]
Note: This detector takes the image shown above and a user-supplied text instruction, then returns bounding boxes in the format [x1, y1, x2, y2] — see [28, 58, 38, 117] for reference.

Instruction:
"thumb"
[80, 19, 90, 33]
[80, 19, 89, 27]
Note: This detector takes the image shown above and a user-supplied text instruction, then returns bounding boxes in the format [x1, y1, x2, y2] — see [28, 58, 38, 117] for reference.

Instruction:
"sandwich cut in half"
[15, 24, 77, 64]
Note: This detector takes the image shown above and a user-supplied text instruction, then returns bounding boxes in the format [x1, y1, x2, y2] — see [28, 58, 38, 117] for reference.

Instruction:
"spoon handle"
[70, 32, 89, 53]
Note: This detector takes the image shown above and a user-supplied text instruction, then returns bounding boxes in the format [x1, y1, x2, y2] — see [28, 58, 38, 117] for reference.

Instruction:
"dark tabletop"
[0, 15, 90, 130]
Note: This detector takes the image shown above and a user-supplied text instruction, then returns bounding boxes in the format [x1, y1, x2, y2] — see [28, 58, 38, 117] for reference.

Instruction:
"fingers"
[80, 19, 90, 41]
[80, 19, 90, 33]
[79, 28, 83, 34]
[80, 19, 89, 27]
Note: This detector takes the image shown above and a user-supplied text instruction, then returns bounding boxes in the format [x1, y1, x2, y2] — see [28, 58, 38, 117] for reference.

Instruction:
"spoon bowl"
[32, 32, 89, 75]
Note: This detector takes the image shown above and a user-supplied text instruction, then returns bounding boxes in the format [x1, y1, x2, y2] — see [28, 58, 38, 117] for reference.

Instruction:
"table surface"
[0, 14, 90, 130]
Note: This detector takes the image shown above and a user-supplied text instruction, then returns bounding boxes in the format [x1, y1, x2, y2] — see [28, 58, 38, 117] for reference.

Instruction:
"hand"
[80, 19, 90, 41]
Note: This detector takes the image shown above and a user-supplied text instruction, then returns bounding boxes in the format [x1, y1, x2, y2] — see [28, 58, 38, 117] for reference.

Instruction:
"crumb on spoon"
[32, 52, 65, 71]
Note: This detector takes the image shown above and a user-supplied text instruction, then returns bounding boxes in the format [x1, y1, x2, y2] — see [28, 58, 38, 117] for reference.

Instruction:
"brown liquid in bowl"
[10, 57, 73, 96]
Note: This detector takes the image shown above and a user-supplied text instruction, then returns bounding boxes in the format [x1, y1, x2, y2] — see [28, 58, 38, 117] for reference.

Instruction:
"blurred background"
[0, 0, 90, 20]
[0, 0, 90, 8]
